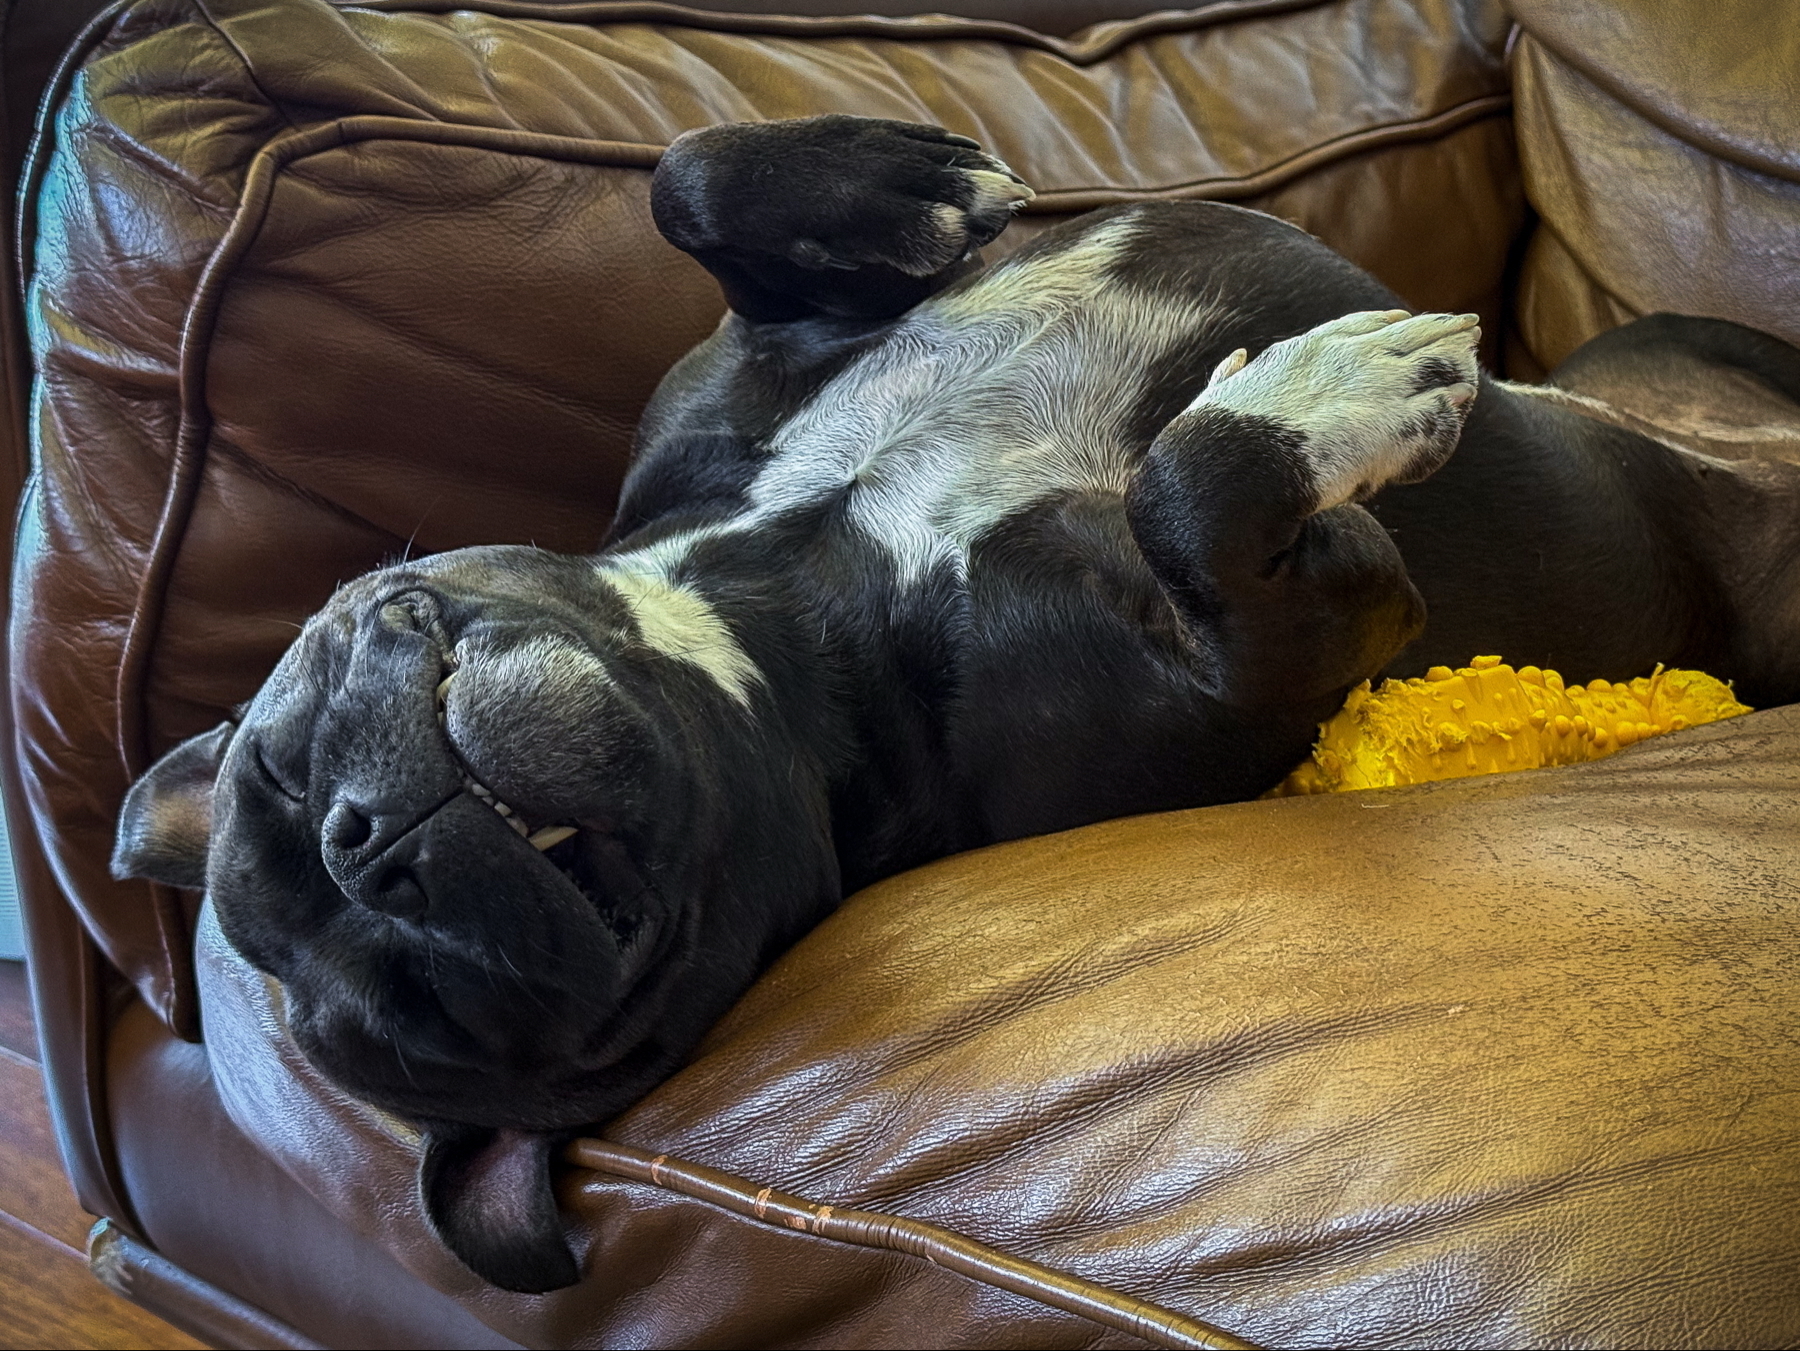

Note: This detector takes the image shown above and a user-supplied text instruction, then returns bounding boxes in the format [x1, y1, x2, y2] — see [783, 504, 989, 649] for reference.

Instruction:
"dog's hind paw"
[1196, 309, 1481, 509]
[655, 115, 1034, 279]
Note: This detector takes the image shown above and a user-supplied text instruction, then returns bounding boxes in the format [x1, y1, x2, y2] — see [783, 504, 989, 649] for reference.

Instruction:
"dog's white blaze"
[601, 564, 763, 707]
[460, 634, 611, 700]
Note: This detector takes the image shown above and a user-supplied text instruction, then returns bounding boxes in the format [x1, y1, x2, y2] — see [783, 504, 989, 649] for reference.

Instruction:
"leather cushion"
[13, 0, 1519, 1031]
[199, 707, 1800, 1348]
[1507, 0, 1800, 372]
[106, 995, 522, 1349]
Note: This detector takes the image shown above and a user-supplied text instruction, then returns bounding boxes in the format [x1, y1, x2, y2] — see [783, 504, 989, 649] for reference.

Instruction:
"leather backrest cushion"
[13, 0, 1519, 1025]
[196, 705, 1800, 1348]
[1506, 0, 1800, 374]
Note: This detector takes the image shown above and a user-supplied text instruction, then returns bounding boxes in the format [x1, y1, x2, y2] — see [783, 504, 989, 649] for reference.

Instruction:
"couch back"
[13, 0, 1535, 1035]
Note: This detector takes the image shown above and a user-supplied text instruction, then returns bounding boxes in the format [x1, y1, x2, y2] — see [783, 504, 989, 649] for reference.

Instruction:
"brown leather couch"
[7, 0, 1798, 1346]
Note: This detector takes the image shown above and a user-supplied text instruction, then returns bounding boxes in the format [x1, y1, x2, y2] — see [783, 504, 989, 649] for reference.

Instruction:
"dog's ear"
[111, 721, 237, 890]
[420, 1126, 580, 1294]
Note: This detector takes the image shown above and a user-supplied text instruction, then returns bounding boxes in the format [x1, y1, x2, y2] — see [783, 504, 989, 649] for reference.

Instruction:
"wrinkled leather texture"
[13, 0, 1520, 1033]
[11, 0, 1800, 1346]
[107, 996, 521, 1349]
[198, 708, 1800, 1349]
[1508, 0, 1800, 373]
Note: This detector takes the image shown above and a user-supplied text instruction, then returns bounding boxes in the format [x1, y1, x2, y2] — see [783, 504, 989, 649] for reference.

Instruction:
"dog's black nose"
[322, 798, 436, 921]
[324, 801, 374, 850]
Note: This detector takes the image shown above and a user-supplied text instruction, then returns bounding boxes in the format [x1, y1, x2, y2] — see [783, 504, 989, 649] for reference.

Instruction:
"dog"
[111, 115, 1800, 1291]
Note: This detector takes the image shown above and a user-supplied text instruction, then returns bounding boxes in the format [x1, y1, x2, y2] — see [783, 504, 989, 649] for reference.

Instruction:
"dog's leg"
[1128, 310, 1482, 707]
[618, 116, 1031, 535]
[650, 115, 1033, 322]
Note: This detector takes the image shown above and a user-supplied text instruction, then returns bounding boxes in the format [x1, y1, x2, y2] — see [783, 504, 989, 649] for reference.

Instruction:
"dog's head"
[113, 544, 840, 1290]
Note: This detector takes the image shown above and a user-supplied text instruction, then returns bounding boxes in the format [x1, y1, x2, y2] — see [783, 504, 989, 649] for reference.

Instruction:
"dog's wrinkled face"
[119, 545, 744, 1130]
[115, 543, 840, 1289]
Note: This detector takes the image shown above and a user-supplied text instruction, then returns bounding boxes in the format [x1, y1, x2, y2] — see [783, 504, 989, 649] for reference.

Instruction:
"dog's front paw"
[1197, 310, 1481, 509]
[653, 115, 1034, 277]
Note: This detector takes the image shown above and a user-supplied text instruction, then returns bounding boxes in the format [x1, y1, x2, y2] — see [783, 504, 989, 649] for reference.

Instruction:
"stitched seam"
[1025, 94, 1513, 207]
[568, 1137, 1261, 1350]
[14, 0, 139, 292]
[114, 119, 660, 773]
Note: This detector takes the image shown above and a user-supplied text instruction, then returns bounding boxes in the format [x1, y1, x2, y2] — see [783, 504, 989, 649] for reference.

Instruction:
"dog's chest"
[746, 225, 1227, 583]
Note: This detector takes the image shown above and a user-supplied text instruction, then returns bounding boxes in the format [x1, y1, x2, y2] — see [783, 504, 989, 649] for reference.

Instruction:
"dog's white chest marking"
[597, 214, 1227, 702]
[754, 218, 1225, 583]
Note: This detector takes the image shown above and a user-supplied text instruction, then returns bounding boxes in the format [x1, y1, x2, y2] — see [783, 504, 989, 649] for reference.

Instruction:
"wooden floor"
[0, 959, 206, 1351]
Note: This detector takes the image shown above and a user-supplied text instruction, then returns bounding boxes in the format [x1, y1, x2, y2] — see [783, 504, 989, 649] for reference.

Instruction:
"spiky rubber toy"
[1271, 655, 1751, 796]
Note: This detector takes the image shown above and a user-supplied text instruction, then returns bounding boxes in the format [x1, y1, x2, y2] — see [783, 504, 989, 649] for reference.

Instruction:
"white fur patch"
[602, 212, 1230, 602]
[1494, 379, 1617, 416]
[963, 169, 1035, 215]
[751, 215, 1227, 583]
[1194, 309, 1480, 508]
[599, 563, 763, 708]
[1495, 378, 1800, 466]
[453, 634, 611, 709]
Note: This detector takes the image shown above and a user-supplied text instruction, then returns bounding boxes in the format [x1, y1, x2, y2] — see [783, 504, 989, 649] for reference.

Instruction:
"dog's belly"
[618, 218, 1232, 587]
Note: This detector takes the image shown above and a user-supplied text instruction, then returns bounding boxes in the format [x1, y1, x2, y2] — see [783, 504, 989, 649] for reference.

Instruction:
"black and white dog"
[113, 116, 1800, 1291]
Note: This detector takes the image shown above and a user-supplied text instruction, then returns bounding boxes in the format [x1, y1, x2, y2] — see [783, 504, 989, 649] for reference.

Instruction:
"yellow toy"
[1272, 655, 1751, 796]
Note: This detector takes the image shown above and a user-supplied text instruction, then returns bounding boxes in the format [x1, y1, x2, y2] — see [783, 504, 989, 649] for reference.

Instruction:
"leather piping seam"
[343, 0, 1340, 66]
[1026, 93, 1513, 209]
[568, 1137, 1261, 1350]
[117, 116, 660, 781]
[14, 0, 142, 292]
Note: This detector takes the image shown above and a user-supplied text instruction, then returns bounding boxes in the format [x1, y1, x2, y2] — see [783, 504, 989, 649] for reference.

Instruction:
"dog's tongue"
[420, 1125, 580, 1292]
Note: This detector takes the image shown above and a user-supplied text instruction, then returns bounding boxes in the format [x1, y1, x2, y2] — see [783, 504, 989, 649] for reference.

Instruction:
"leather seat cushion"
[106, 997, 522, 1349]
[199, 706, 1800, 1349]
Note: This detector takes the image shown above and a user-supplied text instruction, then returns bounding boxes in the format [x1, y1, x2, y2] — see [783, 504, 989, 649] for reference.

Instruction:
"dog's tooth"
[492, 800, 513, 818]
[508, 816, 530, 838]
[528, 825, 578, 852]
[436, 675, 454, 706]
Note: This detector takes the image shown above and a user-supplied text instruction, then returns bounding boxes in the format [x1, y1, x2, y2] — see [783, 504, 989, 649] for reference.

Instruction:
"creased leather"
[198, 709, 1800, 1348]
[1508, 0, 1800, 185]
[1509, 15, 1800, 370]
[568, 1137, 1260, 1350]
